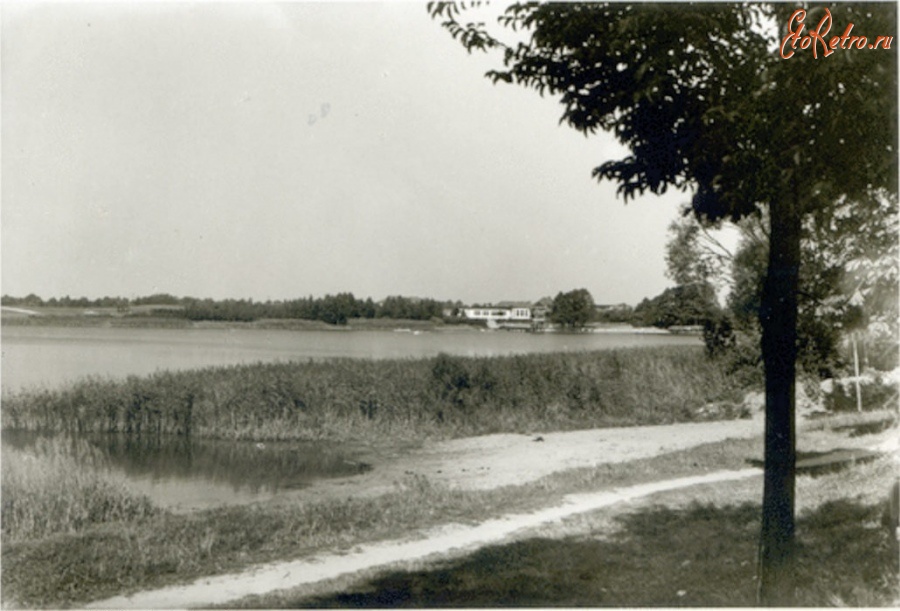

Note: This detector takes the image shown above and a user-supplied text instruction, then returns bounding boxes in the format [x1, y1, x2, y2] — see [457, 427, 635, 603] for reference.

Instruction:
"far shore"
[1, 306, 687, 336]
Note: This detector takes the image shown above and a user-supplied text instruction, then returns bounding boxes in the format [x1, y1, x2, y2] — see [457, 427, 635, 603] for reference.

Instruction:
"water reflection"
[2, 430, 371, 512]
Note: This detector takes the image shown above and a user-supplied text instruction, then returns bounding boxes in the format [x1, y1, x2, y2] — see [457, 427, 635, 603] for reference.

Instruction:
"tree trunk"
[756, 191, 802, 606]
[853, 333, 862, 412]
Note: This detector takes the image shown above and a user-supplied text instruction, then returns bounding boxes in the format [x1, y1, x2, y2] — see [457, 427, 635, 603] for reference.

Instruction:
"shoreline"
[1, 313, 689, 337]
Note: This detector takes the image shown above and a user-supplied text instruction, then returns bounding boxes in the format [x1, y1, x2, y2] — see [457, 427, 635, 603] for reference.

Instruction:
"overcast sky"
[2, 1, 716, 306]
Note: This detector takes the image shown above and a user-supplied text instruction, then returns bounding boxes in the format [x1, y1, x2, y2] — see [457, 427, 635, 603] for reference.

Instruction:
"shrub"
[705, 323, 764, 389]
[826, 375, 899, 412]
[702, 313, 737, 358]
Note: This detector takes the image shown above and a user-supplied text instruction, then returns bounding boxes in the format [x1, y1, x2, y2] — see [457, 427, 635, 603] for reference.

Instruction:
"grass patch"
[1, 476, 536, 607]
[225, 414, 898, 608]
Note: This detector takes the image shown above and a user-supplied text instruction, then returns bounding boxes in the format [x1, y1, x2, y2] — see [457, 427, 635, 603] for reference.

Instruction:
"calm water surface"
[2, 429, 371, 512]
[1, 324, 700, 510]
[1, 324, 700, 393]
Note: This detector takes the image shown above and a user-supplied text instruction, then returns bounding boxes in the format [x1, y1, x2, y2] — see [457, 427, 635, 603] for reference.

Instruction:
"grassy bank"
[1, 437, 158, 543]
[3, 413, 896, 608]
[2, 347, 748, 442]
[0, 313, 347, 331]
[3, 437, 759, 607]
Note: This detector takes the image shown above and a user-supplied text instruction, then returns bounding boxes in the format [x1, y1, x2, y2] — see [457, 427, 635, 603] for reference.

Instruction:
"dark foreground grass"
[277, 458, 899, 608]
[289, 499, 896, 608]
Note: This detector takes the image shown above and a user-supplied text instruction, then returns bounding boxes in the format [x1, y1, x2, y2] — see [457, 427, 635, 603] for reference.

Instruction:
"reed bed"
[1, 436, 158, 543]
[1, 347, 748, 442]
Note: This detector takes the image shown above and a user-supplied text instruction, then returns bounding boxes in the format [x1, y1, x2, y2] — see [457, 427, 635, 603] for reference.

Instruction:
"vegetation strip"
[88, 469, 761, 609]
[1, 347, 747, 442]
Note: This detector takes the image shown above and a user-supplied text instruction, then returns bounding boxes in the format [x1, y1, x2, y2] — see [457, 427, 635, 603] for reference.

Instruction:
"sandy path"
[91, 468, 762, 609]
[89, 416, 767, 609]
[278, 416, 765, 506]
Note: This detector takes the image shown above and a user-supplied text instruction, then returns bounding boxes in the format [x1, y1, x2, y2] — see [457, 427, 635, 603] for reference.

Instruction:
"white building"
[462, 306, 532, 322]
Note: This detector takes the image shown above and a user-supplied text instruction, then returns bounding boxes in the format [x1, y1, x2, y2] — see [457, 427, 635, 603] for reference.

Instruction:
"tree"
[728, 217, 770, 330]
[728, 191, 899, 375]
[133, 293, 181, 306]
[318, 292, 359, 325]
[665, 212, 732, 291]
[361, 297, 377, 319]
[378, 295, 444, 320]
[430, 3, 897, 604]
[633, 283, 720, 329]
[806, 191, 899, 371]
[550, 288, 594, 328]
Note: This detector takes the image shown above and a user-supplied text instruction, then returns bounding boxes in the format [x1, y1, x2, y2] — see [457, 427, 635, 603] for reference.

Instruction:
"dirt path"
[277, 415, 765, 505]
[91, 469, 763, 609]
[89, 416, 769, 609]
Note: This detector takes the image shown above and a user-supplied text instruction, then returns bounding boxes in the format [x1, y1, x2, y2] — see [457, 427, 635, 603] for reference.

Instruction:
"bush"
[702, 313, 737, 358]
[826, 375, 899, 412]
[704, 321, 764, 389]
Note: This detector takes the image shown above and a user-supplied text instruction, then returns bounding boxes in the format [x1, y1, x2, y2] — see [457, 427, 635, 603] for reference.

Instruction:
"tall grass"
[1, 436, 158, 543]
[1, 347, 749, 442]
[0, 474, 549, 607]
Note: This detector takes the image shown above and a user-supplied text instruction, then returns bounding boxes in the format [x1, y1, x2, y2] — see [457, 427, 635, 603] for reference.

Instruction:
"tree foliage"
[2, 293, 449, 325]
[633, 283, 720, 330]
[430, 2, 897, 604]
[664, 212, 731, 291]
[550, 288, 595, 328]
[729, 191, 899, 374]
[377, 295, 444, 321]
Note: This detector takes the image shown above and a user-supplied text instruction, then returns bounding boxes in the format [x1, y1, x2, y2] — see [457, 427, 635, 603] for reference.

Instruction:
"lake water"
[1, 324, 700, 393]
[2, 429, 372, 512]
[1, 324, 700, 511]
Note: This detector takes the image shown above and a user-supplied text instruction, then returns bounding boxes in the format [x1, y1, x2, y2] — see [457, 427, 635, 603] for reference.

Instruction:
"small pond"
[2, 430, 372, 512]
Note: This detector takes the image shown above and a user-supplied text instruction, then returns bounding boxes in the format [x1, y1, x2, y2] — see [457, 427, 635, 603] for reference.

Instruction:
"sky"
[2, 1, 724, 306]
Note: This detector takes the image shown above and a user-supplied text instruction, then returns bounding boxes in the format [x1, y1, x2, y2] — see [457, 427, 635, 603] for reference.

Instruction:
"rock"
[742, 391, 764, 414]
[741, 387, 827, 418]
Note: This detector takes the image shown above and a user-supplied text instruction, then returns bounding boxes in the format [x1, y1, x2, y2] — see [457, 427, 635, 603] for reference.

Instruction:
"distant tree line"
[0, 289, 704, 329]
[1, 292, 446, 325]
[2, 294, 132, 309]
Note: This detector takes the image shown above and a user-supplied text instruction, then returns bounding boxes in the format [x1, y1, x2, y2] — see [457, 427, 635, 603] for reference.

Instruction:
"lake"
[1, 324, 700, 393]
[1, 323, 700, 511]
